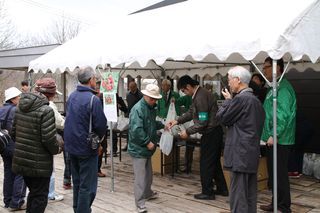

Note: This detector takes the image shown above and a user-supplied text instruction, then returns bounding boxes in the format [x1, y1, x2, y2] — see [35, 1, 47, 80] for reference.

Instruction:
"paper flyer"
[100, 72, 119, 93]
[100, 71, 120, 122]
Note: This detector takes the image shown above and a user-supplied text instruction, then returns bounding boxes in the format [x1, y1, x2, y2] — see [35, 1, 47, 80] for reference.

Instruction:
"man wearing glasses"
[217, 66, 265, 212]
[167, 75, 228, 200]
[260, 57, 297, 213]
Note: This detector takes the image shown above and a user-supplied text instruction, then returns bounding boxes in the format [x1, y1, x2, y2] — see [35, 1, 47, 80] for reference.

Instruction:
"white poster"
[100, 72, 120, 122]
[103, 93, 118, 122]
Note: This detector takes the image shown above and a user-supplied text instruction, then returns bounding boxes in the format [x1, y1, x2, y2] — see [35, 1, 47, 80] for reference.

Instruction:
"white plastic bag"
[303, 153, 313, 176]
[117, 116, 129, 131]
[108, 121, 117, 130]
[181, 120, 202, 139]
[159, 102, 176, 155]
[159, 131, 174, 156]
[313, 154, 320, 179]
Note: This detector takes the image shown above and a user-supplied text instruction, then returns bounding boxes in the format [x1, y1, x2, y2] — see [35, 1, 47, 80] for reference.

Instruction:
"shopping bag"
[182, 120, 202, 139]
[117, 116, 129, 131]
[159, 130, 174, 156]
[303, 153, 314, 176]
[160, 102, 176, 155]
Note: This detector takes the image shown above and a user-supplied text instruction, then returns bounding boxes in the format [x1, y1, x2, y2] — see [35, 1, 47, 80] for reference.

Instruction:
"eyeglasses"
[262, 65, 272, 70]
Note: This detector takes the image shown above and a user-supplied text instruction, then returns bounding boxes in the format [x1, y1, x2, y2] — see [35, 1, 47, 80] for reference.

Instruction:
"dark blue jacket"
[0, 103, 15, 130]
[64, 85, 107, 156]
[0, 103, 16, 157]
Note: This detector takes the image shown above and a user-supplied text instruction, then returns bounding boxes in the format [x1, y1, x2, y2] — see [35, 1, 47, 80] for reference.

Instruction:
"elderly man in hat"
[34, 78, 65, 202]
[64, 66, 107, 213]
[12, 81, 62, 213]
[0, 87, 27, 211]
[128, 84, 164, 213]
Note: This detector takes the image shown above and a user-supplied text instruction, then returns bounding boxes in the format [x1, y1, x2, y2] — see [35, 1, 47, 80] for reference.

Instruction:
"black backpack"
[0, 106, 14, 154]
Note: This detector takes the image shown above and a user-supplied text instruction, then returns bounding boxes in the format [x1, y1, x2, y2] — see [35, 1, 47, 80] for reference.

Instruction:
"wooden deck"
[1, 141, 320, 213]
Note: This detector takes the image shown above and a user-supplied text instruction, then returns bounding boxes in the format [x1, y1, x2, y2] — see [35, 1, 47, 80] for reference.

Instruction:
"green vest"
[157, 91, 180, 118]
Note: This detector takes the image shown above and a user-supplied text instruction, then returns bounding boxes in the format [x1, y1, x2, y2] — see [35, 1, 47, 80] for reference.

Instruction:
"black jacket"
[126, 89, 143, 115]
[12, 92, 59, 177]
[216, 88, 265, 173]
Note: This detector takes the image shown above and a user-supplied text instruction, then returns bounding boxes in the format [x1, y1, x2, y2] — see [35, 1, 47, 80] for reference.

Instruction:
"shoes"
[8, 203, 27, 211]
[214, 190, 229, 197]
[48, 194, 64, 202]
[194, 193, 215, 200]
[146, 191, 158, 200]
[288, 172, 302, 178]
[98, 171, 106, 177]
[113, 153, 118, 157]
[63, 183, 72, 190]
[137, 206, 147, 213]
[260, 204, 273, 212]
[179, 167, 192, 173]
[122, 146, 128, 151]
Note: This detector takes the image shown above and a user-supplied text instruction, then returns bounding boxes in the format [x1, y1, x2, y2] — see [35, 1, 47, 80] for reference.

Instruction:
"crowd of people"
[0, 57, 299, 213]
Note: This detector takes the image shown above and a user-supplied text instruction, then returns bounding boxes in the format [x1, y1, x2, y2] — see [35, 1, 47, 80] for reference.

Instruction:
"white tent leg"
[272, 60, 278, 213]
[110, 123, 114, 192]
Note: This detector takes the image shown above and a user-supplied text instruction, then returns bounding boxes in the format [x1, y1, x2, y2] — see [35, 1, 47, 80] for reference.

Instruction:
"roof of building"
[0, 44, 60, 71]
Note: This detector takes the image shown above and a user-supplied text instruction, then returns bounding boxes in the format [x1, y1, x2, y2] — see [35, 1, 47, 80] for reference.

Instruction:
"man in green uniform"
[260, 57, 297, 213]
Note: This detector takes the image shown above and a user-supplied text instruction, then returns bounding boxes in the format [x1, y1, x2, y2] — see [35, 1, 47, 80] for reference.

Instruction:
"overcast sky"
[4, 0, 160, 34]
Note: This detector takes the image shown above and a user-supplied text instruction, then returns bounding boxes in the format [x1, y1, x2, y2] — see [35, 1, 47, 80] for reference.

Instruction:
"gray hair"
[78, 66, 95, 84]
[162, 79, 172, 87]
[228, 66, 251, 85]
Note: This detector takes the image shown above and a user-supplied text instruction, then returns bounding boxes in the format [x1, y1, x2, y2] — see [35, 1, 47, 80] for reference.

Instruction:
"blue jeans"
[1, 155, 26, 208]
[63, 150, 72, 185]
[70, 154, 98, 213]
[48, 168, 56, 199]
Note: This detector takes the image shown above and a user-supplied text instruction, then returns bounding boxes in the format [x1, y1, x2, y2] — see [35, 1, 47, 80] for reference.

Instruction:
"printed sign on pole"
[100, 71, 119, 122]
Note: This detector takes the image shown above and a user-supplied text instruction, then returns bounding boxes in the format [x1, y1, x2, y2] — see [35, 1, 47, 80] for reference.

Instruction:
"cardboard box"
[151, 148, 173, 174]
[222, 157, 268, 191]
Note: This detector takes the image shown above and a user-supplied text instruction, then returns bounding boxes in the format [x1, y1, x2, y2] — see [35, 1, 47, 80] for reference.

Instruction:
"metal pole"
[28, 72, 32, 92]
[110, 122, 114, 192]
[272, 60, 278, 213]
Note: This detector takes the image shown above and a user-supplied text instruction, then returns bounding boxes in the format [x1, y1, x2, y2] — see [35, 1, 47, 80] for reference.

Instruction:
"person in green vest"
[157, 79, 180, 118]
[176, 94, 192, 114]
[260, 57, 297, 213]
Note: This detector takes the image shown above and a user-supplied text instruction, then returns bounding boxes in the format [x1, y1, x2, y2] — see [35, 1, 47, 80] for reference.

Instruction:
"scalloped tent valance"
[29, 0, 320, 73]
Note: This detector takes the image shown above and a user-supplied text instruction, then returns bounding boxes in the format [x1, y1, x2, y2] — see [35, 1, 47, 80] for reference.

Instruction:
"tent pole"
[28, 72, 33, 92]
[108, 64, 115, 193]
[62, 72, 67, 113]
[249, 61, 271, 86]
[110, 122, 114, 192]
[272, 59, 278, 213]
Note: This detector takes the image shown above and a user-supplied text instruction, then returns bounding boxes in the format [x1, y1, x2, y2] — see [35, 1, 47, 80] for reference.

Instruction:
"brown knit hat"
[35, 78, 62, 97]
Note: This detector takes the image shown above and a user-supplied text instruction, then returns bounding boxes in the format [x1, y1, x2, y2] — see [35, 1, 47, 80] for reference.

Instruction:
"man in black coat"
[122, 81, 143, 151]
[216, 66, 265, 213]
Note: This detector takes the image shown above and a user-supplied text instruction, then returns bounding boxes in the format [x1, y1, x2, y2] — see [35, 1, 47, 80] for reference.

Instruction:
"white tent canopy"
[29, 0, 320, 76]
[28, 1, 320, 209]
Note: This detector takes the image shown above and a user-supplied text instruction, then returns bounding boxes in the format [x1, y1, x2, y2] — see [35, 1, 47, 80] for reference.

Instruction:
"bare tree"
[46, 17, 81, 44]
[0, 0, 17, 50]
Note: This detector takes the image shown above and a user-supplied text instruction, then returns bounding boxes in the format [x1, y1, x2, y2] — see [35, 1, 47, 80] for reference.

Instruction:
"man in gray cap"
[64, 66, 107, 213]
